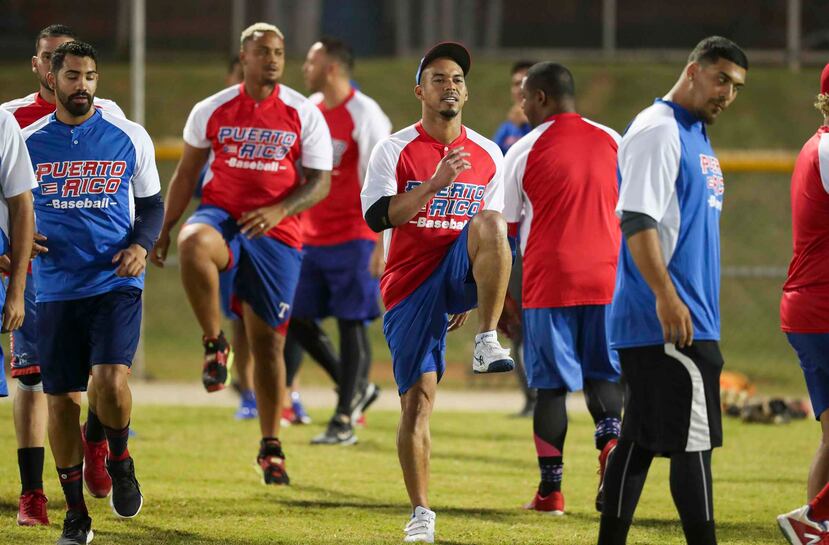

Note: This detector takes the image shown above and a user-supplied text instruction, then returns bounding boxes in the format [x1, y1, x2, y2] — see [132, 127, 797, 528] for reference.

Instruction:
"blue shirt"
[493, 120, 531, 154]
[22, 109, 161, 302]
[609, 99, 723, 348]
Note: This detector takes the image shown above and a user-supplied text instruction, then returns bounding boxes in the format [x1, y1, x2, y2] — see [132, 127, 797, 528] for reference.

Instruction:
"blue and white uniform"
[0, 110, 38, 396]
[610, 98, 725, 453]
[23, 109, 160, 394]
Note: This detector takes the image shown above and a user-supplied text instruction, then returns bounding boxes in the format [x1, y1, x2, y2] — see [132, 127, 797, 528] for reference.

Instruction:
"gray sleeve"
[620, 210, 658, 239]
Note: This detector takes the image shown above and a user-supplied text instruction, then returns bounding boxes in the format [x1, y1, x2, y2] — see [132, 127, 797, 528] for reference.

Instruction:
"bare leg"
[808, 409, 829, 499]
[89, 365, 132, 429]
[397, 373, 438, 509]
[47, 393, 83, 468]
[177, 223, 230, 338]
[14, 389, 47, 449]
[242, 303, 286, 438]
[467, 210, 511, 333]
[231, 318, 254, 392]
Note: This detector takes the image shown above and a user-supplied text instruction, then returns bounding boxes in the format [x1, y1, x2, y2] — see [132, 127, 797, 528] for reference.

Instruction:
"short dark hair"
[228, 56, 241, 73]
[35, 24, 77, 53]
[688, 36, 749, 70]
[511, 60, 536, 75]
[319, 37, 355, 73]
[524, 62, 575, 102]
[51, 41, 98, 74]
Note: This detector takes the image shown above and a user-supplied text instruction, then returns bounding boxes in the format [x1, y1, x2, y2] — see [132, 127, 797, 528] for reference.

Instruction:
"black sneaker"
[311, 416, 357, 445]
[57, 510, 93, 545]
[257, 439, 290, 485]
[202, 332, 232, 392]
[350, 383, 381, 423]
[107, 457, 143, 518]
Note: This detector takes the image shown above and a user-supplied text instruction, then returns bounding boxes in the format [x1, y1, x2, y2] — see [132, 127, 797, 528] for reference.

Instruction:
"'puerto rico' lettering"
[35, 160, 126, 207]
[700, 153, 724, 210]
[405, 180, 484, 230]
[217, 126, 297, 161]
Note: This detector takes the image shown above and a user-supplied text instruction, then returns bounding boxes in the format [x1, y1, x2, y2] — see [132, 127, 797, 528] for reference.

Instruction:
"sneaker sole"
[16, 515, 49, 526]
[88, 529, 95, 544]
[254, 463, 290, 485]
[776, 515, 800, 545]
[110, 493, 143, 519]
[473, 360, 515, 374]
[84, 476, 111, 499]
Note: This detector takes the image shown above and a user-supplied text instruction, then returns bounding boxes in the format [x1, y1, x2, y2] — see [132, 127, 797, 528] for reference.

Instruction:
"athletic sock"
[583, 379, 624, 450]
[533, 388, 568, 497]
[475, 330, 497, 344]
[18, 447, 44, 494]
[104, 423, 131, 462]
[57, 464, 86, 515]
[597, 514, 632, 545]
[538, 458, 563, 496]
[84, 409, 106, 443]
[809, 480, 829, 521]
[595, 417, 621, 450]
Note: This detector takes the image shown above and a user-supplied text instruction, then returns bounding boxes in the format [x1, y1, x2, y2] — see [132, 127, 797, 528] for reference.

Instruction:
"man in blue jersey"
[596, 37, 747, 545]
[23, 41, 163, 545]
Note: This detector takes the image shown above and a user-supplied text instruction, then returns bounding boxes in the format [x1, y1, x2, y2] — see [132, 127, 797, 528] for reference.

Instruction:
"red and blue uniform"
[361, 122, 503, 394]
[293, 89, 391, 321]
[183, 83, 332, 331]
[781, 125, 829, 419]
[502, 113, 621, 391]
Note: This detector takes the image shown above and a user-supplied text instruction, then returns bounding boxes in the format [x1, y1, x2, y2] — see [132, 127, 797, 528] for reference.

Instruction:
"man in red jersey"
[0, 24, 124, 526]
[293, 37, 391, 445]
[151, 22, 332, 485]
[503, 62, 623, 517]
[361, 42, 513, 543]
[777, 63, 829, 545]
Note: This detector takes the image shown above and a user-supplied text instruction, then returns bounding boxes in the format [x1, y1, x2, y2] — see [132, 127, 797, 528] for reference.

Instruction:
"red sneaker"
[257, 439, 290, 485]
[82, 423, 112, 498]
[523, 490, 564, 515]
[17, 489, 48, 526]
[778, 505, 829, 544]
[202, 333, 232, 393]
[596, 438, 618, 512]
[280, 407, 295, 427]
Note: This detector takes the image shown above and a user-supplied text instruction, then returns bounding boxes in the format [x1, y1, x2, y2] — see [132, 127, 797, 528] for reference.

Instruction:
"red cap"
[821, 63, 829, 95]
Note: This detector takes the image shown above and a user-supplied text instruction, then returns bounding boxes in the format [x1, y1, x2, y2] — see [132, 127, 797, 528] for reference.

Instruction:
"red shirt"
[183, 83, 333, 249]
[781, 126, 829, 332]
[1, 92, 125, 128]
[503, 113, 621, 308]
[304, 89, 391, 246]
[361, 122, 504, 310]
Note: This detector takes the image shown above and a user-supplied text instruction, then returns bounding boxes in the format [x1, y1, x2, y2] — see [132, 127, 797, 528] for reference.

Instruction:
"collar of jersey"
[542, 112, 580, 124]
[414, 120, 467, 147]
[34, 91, 55, 108]
[318, 87, 356, 112]
[239, 82, 280, 105]
[49, 108, 102, 132]
[654, 98, 703, 126]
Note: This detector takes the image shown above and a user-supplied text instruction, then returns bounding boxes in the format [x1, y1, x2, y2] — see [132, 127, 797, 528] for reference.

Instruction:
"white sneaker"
[403, 506, 435, 543]
[472, 334, 515, 374]
[777, 504, 829, 544]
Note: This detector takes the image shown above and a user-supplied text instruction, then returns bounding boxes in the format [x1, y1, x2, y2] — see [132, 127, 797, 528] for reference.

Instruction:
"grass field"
[0, 402, 816, 544]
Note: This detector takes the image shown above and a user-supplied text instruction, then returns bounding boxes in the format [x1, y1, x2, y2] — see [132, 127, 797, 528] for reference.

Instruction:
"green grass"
[0, 403, 816, 544]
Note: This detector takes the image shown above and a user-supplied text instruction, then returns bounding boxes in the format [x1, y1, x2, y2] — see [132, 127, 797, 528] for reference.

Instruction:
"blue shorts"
[384, 226, 477, 395]
[187, 206, 301, 329]
[523, 305, 620, 391]
[218, 267, 238, 320]
[293, 239, 380, 321]
[37, 287, 142, 394]
[10, 273, 39, 379]
[787, 332, 829, 420]
[0, 350, 7, 397]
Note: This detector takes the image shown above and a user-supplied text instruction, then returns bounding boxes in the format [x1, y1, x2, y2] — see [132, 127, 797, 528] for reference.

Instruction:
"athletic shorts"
[787, 332, 829, 419]
[10, 273, 39, 379]
[618, 342, 723, 454]
[38, 287, 142, 394]
[384, 225, 477, 395]
[292, 239, 380, 321]
[523, 305, 620, 391]
[218, 267, 238, 320]
[0, 350, 7, 397]
[186, 206, 302, 332]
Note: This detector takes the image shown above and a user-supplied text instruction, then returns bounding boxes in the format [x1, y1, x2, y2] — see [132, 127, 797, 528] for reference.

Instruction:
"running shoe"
[403, 506, 436, 543]
[472, 335, 515, 374]
[17, 489, 48, 526]
[351, 382, 381, 424]
[107, 457, 143, 518]
[82, 423, 111, 498]
[291, 392, 311, 425]
[235, 390, 257, 420]
[778, 505, 829, 545]
[596, 438, 618, 513]
[257, 439, 290, 485]
[57, 509, 93, 545]
[202, 332, 232, 392]
[523, 490, 565, 515]
[311, 416, 357, 446]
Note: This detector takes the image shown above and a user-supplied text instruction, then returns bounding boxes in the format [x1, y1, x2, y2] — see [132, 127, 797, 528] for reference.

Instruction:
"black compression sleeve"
[131, 192, 164, 252]
[620, 210, 657, 239]
[364, 196, 393, 232]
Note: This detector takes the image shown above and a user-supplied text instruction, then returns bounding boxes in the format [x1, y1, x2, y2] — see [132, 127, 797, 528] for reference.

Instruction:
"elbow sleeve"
[364, 196, 393, 232]
[620, 211, 658, 239]
[131, 193, 164, 252]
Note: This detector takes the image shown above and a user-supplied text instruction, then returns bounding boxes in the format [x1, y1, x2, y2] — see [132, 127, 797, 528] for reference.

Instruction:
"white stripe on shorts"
[664, 343, 711, 451]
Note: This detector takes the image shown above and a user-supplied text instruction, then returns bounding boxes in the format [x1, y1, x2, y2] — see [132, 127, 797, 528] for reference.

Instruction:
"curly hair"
[815, 93, 829, 118]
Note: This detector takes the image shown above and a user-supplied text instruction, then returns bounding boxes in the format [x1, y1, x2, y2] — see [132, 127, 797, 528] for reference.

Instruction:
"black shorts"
[618, 341, 723, 454]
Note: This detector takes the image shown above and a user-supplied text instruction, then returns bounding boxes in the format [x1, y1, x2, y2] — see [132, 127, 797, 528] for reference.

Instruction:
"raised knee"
[471, 210, 507, 239]
[177, 225, 215, 260]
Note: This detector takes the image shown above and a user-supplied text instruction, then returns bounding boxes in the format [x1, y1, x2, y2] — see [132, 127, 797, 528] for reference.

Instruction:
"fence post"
[602, 0, 616, 59]
[130, 0, 146, 379]
[230, 0, 246, 57]
[787, 0, 801, 72]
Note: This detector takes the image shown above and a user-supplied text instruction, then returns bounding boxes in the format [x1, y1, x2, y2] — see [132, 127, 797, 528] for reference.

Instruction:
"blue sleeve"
[131, 192, 164, 252]
[492, 122, 511, 155]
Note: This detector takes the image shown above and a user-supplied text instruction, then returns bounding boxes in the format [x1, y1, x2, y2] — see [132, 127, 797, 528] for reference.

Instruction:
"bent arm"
[6, 192, 34, 295]
[161, 144, 209, 232]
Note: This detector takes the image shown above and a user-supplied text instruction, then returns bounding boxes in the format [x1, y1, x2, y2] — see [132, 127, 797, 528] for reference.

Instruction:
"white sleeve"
[482, 150, 505, 213]
[299, 104, 333, 171]
[360, 139, 398, 215]
[131, 128, 162, 197]
[0, 112, 37, 198]
[182, 102, 211, 149]
[354, 109, 392, 187]
[616, 122, 681, 222]
[819, 133, 829, 194]
[501, 144, 526, 222]
[95, 98, 127, 119]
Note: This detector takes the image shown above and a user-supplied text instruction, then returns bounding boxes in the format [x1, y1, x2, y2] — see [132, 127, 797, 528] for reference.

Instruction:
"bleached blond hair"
[816, 93, 829, 118]
[240, 23, 284, 46]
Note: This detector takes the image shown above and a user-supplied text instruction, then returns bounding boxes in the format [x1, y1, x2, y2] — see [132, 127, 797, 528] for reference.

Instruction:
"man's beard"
[58, 89, 93, 116]
[439, 108, 459, 120]
[38, 74, 53, 93]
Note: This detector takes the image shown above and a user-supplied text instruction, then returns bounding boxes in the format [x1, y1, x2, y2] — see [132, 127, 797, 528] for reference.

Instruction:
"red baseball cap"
[415, 42, 471, 85]
[821, 63, 829, 95]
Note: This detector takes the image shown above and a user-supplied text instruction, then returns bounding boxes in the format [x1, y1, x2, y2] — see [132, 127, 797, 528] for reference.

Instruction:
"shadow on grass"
[633, 517, 778, 540]
[351, 439, 523, 469]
